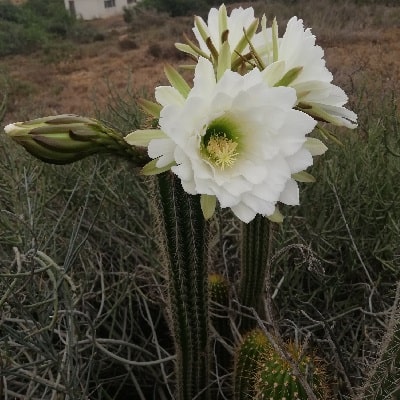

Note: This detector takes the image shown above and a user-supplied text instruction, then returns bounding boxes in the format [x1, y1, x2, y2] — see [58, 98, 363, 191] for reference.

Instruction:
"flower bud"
[4, 114, 149, 166]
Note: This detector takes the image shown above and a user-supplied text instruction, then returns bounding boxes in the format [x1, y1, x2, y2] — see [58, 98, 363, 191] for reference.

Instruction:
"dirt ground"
[1, 13, 399, 126]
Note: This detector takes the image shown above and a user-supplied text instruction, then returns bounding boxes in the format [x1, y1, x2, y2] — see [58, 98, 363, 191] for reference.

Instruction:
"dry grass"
[1, 1, 400, 399]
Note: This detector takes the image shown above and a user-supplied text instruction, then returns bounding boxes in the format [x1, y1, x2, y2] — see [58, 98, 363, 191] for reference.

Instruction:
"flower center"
[206, 134, 238, 169]
[202, 116, 242, 170]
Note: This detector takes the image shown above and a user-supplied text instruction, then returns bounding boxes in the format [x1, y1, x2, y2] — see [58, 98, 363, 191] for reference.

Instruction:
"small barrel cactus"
[233, 329, 272, 399]
[234, 329, 330, 400]
[255, 341, 330, 400]
[208, 273, 230, 307]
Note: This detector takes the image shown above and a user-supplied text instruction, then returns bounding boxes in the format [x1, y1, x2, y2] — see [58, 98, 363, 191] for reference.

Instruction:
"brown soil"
[1, 14, 399, 126]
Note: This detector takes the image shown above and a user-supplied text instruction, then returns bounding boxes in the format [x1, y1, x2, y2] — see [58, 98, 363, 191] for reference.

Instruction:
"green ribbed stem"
[239, 214, 271, 331]
[233, 329, 330, 400]
[233, 329, 271, 399]
[208, 274, 232, 379]
[155, 172, 210, 400]
[209, 273, 230, 340]
[255, 342, 330, 400]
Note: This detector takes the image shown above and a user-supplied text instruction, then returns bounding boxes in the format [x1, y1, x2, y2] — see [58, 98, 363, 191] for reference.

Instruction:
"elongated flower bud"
[4, 114, 149, 166]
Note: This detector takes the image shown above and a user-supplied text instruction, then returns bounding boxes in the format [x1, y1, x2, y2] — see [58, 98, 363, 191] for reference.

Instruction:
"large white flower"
[126, 58, 324, 223]
[255, 17, 357, 128]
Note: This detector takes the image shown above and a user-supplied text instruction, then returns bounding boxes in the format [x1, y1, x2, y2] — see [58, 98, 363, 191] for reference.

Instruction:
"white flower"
[194, 5, 256, 52]
[126, 58, 323, 223]
[255, 17, 357, 128]
[183, 4, 259, 67]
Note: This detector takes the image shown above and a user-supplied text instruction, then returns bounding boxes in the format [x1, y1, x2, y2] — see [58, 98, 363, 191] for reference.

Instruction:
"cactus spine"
[154, 172, 210, 400]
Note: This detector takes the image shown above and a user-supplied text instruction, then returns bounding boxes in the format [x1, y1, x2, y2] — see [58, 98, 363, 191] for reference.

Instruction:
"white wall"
[64, 0, 134, 20]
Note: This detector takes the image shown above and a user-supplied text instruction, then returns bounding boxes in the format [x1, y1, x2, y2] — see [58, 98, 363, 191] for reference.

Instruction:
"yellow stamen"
[206, 135, 239, 169]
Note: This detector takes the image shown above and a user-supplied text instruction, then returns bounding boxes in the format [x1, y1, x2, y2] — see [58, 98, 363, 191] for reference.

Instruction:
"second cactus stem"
[155, 172, 210, 400]
[239, 214, 271, 331]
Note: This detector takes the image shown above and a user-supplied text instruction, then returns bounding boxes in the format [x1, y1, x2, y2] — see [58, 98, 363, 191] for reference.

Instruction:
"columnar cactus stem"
[155, 172, 210, 400]
[239, 215, 272, 331]
[233, 329, 271, 400]
[208, 274, 232, 377]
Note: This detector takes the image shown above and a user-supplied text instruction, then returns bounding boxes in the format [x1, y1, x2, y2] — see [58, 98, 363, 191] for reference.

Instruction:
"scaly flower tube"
[4, 115, 148, 166]
[126, 58, 326, 223]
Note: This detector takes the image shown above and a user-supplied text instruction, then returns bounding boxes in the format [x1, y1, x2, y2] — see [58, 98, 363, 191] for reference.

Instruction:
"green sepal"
[218, 4, 228, 45]
[272, 17, 279, 62]
[244, 27, 265, 70]
[137, 98, 161, 118]
[164, 64, 191, 98]
[206, 37, 219, 62]
[217, 41, 231, 81]
[232, 18, 259, 63]
[141, 159, 175, 175]
[267, 207, 284, 223]
[125, 129, 165, 147]
[274, 66, 303, 87]
[194, 16, 209, 44]
[304, 137, 328, 156]
[292, 171, 316, 183]
[300, 104, 355, 132]
[200, 194, 217, 220]
[175, 43, 197, 58]
[316, 123, 344, 146]
[179, 33, 211, 60]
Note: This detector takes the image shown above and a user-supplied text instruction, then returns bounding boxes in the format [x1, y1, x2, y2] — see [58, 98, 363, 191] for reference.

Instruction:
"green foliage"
[140, 0, 204, 17]
[0, 0, 100, 56]
[139, 0, 238, 17]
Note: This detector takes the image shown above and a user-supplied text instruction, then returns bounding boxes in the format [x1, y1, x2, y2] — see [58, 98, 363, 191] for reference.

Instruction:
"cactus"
[239, 215, 272, 331]
[255, 341, 330, 400]
[209, 273, 232, 379]
[209, 273, 231, 343]
[154, 172, 210, 400]
[234, 329, 329, 400]
[233, 329, 272, 399]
